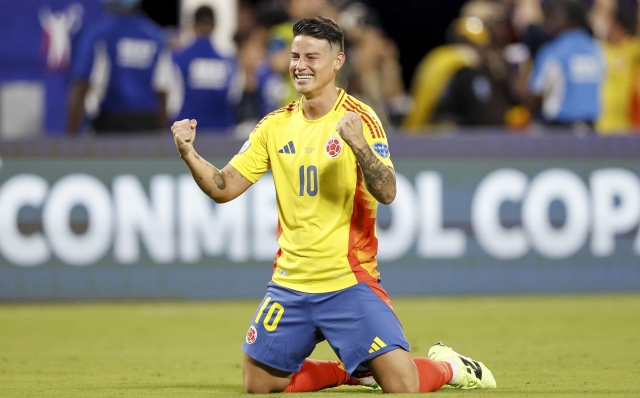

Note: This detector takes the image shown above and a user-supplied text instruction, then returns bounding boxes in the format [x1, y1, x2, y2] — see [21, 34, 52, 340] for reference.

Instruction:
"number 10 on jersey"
[299, 165, 318, 196]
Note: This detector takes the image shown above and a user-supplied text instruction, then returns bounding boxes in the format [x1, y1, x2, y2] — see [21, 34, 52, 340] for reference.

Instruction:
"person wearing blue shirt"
[66, 0, 173, 134]
[527, 0, 605, 129]
[172, 6, 240, 133]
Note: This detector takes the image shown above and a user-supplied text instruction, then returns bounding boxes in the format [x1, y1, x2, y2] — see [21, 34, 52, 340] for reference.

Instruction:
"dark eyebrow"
[290, 52, 321, 57]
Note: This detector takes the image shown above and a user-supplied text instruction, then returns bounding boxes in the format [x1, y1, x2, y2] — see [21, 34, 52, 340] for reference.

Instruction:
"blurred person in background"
[594, 0, 640, 134]
[523, 0, 605, 131]
[430, 5, 519, 128]
[172, 6, 240, 134]
[234, 27, 284, 137]
[340, 2, 410, 128]
[403, 0, 519, 131]
[511, 0, 551, 59]
[507, 0, 545, 129]
[460, 0, 513, 48]
[402, 22, 482, 131]
[236, 0, 260, 39]
[66, 0, 173, 134]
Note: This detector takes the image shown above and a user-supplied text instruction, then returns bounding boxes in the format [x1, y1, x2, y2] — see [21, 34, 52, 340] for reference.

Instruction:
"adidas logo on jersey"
[368, 337, 387, 353]
[278, 141, 296, 154]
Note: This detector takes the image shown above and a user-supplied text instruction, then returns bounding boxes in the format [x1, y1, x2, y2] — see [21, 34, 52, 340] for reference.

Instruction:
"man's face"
[289, 35, 342, 96]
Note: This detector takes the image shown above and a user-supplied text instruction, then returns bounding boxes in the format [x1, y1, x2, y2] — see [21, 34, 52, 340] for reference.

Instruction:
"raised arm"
[171, 119, 252, 203]
[336, 112, 396, 204]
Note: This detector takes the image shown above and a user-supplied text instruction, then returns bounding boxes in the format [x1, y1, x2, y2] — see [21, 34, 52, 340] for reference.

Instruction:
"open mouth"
[295, 74, 313, 82]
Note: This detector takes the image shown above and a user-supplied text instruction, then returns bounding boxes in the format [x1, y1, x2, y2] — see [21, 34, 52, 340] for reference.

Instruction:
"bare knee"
[243, 377, 285, 394]
[242, 354, 292, 394]
[367, 348, 420, 393]
[243, 372, 290, 394]
[379, 373, 420, 393]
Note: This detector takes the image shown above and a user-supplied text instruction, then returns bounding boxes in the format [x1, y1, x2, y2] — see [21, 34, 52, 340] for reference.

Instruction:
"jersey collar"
[332, 88, 348, 113]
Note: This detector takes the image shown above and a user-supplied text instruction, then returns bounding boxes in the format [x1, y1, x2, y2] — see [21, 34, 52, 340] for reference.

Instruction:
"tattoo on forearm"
[212, 170, 226, 190]
[352, 144, 395, 203]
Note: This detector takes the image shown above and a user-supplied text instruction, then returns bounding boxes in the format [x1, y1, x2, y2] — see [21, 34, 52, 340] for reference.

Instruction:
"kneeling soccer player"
[172, 16, 496, 394]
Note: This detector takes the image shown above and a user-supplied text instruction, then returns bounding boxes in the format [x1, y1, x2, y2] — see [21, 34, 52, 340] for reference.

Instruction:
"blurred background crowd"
[2, 0, 640, 138]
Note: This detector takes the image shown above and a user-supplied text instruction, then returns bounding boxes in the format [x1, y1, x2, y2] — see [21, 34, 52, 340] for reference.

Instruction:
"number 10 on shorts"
[254, 297, 285, 331]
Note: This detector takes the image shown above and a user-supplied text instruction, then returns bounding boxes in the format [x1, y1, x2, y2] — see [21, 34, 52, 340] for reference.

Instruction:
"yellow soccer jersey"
[596, 38, 640, 134]
[229, 89, 394, 293]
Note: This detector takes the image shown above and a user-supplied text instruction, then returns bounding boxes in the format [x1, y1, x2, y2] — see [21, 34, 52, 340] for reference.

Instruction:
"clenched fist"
[336, 111, 366, 149]
[171, 119, 197, 157]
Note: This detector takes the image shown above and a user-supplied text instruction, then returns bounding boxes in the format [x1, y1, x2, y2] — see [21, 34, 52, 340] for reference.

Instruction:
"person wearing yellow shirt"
[402, 17, 485, 131]
[171, 17, 495, 394]
[596, 2, 640, 135]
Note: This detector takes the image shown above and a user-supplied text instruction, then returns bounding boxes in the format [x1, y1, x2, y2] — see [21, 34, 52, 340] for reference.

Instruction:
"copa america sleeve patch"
[238, 139, 251, 154]
[372, 142, 389, 158]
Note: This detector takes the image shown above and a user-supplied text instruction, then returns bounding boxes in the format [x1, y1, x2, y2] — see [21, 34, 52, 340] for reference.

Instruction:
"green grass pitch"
[1, 295, 639, 397]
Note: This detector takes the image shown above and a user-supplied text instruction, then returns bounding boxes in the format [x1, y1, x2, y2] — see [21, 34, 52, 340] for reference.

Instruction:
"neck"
[301, 86, 340, 120]
[608, 25, 628, 45]
[194, 25, 213, 37]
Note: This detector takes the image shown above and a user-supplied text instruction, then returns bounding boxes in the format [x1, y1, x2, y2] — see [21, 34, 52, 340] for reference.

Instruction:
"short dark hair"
[292, 17, 344, 52]
[194, 5, 215, 25]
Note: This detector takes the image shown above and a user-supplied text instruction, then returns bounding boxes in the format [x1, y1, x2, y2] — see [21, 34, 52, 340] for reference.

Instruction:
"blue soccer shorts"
[242, 281, 411, 376]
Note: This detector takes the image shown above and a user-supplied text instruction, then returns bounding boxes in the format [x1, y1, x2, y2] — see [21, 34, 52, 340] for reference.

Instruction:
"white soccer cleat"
[428, 342, 497, 389]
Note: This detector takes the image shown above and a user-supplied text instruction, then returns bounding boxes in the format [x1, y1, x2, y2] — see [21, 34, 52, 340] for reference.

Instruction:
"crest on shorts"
[238, 139, 251, 154]
[246, 325, 257, 344]
[372, 142, 389, 158]
[324, 136, 342, 158]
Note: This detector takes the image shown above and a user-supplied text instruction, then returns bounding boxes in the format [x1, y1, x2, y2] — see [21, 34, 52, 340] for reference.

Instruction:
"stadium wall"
[1, 133, 639, 300]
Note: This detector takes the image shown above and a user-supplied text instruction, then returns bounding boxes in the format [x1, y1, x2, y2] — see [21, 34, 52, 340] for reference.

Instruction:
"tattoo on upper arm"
[212, 170, 226, 190]
[352, 144, 395, 203]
